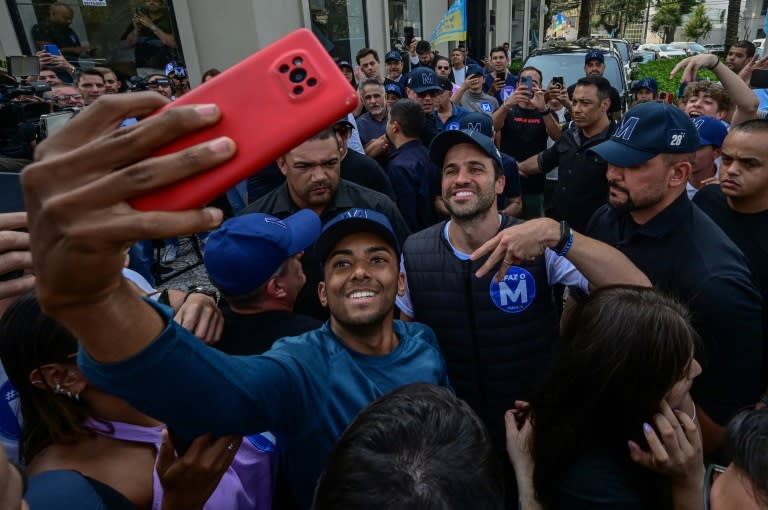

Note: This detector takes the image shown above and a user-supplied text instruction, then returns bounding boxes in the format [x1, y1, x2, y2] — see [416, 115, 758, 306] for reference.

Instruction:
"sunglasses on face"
[51, 94, 83, 101]
[416, 90, 439, 98]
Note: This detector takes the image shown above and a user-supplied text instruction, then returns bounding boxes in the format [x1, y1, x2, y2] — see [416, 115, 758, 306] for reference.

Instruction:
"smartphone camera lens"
[293, 57, 303, 65]
[307, 77, 318, 87]
[290, 68, 307, 83]
[294, 86, 304, 95]
[279, 64, 290, 73]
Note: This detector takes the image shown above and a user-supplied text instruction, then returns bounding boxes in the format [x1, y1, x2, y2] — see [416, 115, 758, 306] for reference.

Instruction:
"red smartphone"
[129, 29, 359, 211]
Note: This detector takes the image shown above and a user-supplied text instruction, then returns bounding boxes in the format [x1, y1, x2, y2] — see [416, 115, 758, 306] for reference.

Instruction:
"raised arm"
[23, 93, 308, 438]
[670, 53, 759, 125]
[23, 93, 227, 362]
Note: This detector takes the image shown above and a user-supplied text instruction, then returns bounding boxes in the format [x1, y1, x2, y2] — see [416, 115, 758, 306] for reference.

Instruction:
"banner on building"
[552, 12, 566, 33]
[429, 0, 467, 45]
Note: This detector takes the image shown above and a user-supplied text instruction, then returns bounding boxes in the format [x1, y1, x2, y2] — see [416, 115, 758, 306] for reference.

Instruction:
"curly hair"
[682, 80, 732, 113]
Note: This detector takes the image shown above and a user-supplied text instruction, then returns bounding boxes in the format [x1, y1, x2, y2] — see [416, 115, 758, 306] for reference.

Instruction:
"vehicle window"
[614, 42, 629, 63]
[524, 52, 626, 93]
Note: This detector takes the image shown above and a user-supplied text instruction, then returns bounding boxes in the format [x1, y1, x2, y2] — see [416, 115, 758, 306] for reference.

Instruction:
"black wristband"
[552, 220, 570, 253]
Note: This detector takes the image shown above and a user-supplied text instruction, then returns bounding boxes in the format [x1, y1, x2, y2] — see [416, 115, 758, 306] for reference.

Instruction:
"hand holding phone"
[43, 44, 61, 57]
[552, 76, 564, 88]
[520, 76, 533, 98]
[750, 69, 768, 89]
[128, 29, 359, 211]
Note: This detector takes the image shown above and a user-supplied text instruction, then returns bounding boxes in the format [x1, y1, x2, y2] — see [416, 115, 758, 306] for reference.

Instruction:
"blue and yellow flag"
[430, 0, 467, 45]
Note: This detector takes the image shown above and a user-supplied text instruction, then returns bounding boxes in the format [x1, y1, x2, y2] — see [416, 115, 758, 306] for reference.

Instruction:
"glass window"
[8, 0, 183, 78]
[388, 0, 422, 52]
[309, 0, 368, 62]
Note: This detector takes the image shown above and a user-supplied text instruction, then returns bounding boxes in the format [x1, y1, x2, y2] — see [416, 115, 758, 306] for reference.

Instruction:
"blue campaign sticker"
[500, 85, 516, 102]
[446, 121, 460, 131]
[480, 102, 493, 113]
[0, 380, 21, 442]
[489, 266, 536, 314]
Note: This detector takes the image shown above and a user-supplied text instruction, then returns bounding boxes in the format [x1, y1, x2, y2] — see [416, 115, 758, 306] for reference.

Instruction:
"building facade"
[1, 0, 543, 85]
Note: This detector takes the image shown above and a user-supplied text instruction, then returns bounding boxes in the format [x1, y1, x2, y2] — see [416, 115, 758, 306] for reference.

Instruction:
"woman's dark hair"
[0, 292, 92, 464]
[724, 408, 768, 506]
[531, 286, 699, 508]
[201, 68, 221, 82]
[313, 383, 504, 509]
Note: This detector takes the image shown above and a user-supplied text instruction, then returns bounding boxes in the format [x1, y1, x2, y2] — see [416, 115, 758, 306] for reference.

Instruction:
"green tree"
[684, 4, 713, 41]
[651, 0, 699, 42]
[593, 0, 647, 34]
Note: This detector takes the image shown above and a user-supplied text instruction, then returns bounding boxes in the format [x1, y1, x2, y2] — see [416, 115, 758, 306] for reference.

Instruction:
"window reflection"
[309, 0, 368, 62]
[12, 0, 182, 78]
[388, 0, 422, 52]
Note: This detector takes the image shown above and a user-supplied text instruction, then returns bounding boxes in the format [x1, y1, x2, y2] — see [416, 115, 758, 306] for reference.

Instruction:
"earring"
[55, 382, 62, 394]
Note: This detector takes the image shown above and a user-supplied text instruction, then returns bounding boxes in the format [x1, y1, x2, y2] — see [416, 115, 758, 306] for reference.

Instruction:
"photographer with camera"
[0, 73, 53, 160]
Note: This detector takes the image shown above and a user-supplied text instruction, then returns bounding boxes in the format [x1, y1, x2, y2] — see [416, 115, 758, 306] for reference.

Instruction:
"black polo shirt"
[500, 105, 554, 195]
[240, 180, 411, 319]
[694, 185, 768, 380]
[587, 192, 764, 425]
[539, 121, 617, 233]
[214, 309, 322, 356]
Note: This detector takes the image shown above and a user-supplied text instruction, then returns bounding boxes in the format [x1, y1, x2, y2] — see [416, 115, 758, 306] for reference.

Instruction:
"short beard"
[608, 183, 636, 215]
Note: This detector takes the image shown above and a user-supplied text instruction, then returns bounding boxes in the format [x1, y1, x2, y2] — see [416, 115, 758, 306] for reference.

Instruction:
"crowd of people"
[0, 28, 767, 510]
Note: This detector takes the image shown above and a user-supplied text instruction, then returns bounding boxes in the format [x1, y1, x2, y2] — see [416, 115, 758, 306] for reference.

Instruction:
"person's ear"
[317, 281, 328, 308]
[30, 363, 87, 396]
[669, 160, 692, 186]
[495, 173, 506, 195]
[601, 98, 610, 112]
[277, 156, 289, 176]
[267, 277, 287, 299]
[396, 271, 406, 297]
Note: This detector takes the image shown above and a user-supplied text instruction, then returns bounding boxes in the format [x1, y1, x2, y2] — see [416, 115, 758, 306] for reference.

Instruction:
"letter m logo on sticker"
[614, 116, 639, 141]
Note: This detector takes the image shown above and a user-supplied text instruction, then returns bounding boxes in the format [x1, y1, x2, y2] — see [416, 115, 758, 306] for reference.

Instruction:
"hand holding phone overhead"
[128, 29, 359, 211]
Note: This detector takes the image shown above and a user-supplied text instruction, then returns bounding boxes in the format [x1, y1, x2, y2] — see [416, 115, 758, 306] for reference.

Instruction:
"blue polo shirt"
[356, 112, 387, 146]
[386, 139, 442, 232]
[434, 104, 470, 131]
[483, 73, 518, 104]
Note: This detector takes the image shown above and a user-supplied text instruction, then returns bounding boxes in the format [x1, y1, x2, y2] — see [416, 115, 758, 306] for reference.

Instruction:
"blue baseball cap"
[385, 50, 402, 62]
[589, 102, 699, 167]
[692, 116, 727, 148]
[585, 50, 604, 64]
[458, 112, 494, 137]
[316, 209, 400, 262]
[384, 82, 403, 97]
[204, 210, 321, 296]
[337, 60, 353, 70]
[437, 76, 453, 92]
[466, 64, 484, 77]
[632, 78, 658, 93]
[406, 67, 442, 93]
[429, 129, 503, 169]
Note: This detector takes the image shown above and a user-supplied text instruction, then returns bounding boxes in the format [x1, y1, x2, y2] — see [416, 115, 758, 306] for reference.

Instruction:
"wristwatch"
[184, 286, 219, 305]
